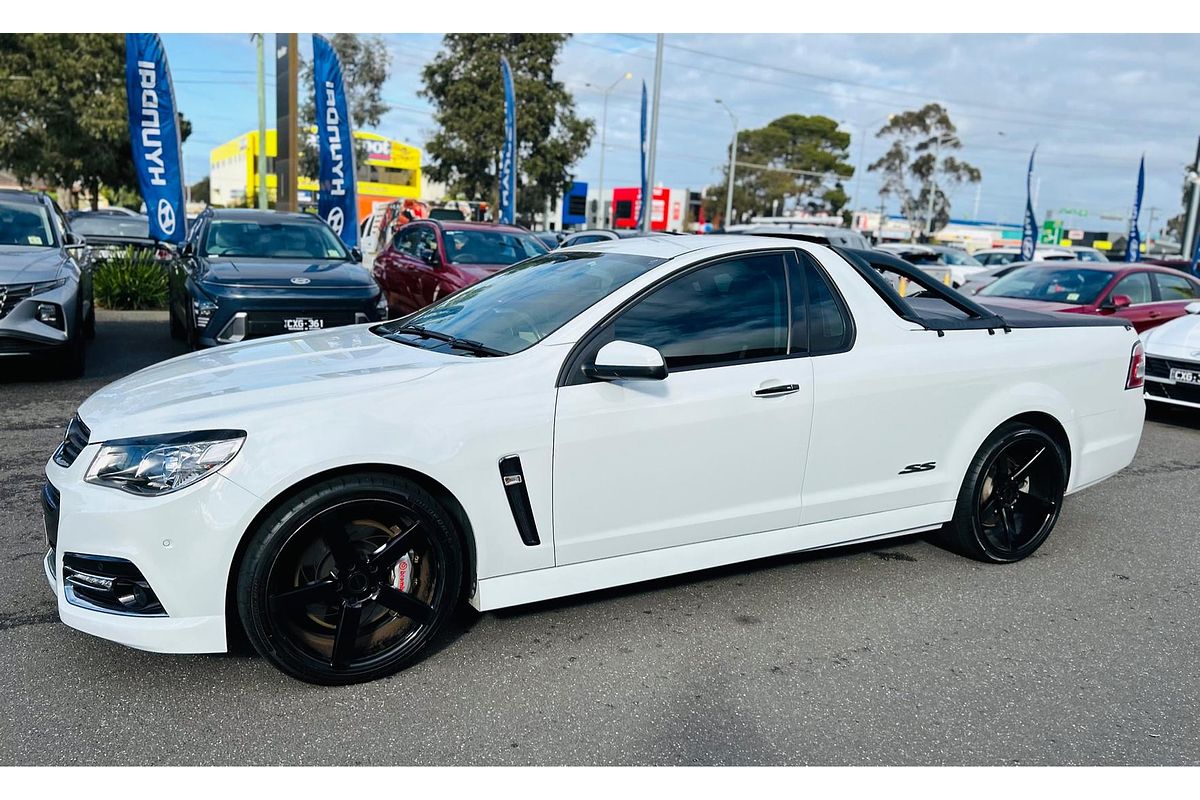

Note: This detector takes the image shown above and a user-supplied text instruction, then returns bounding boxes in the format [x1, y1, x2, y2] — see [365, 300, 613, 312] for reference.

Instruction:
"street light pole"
[253, 34, 268, 210]
[643, 34, 664, 235]
[716, 99, 737, 229]
[586, 71, 632, 229]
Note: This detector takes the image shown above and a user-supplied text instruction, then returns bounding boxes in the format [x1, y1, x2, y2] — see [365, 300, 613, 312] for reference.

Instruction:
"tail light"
[154, 245, 173, 262]
[1126, 341, 1145, 389]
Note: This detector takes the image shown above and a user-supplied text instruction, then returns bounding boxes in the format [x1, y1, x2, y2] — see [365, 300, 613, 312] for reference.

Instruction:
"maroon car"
[975, 261, 1200, 333]
[372, 220, 548, 316]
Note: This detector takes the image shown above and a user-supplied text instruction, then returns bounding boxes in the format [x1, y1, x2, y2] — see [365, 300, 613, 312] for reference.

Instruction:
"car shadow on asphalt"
[1145, 401, 1200, 431]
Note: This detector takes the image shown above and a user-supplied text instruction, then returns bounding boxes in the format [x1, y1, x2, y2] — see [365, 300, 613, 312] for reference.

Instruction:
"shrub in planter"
[92, 249, 168, 310]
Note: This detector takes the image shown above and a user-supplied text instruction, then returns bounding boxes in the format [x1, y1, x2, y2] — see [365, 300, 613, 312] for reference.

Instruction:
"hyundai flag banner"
[498, 57, 517, 226]
[1020, 147, 1038, 262]
[312, 35, 357, 246]
[124, 34, 186, 244]
[638, 81, 648, 230]
[1125, 156, 1145, 262]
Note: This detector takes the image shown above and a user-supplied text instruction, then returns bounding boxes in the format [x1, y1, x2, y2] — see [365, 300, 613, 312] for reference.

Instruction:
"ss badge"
[898, 461, 936, 475]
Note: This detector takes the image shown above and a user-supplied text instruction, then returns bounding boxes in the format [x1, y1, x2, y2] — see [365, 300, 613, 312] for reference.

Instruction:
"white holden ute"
[40, 236, 1146, 684]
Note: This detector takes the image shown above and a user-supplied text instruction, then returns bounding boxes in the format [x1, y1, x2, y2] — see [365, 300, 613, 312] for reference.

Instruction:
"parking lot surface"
[1, 310, 1198, 765]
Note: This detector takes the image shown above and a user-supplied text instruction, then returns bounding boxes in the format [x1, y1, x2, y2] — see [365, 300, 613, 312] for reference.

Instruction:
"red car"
[975, 261, 1200, 333]
[372, 220, 549, 316]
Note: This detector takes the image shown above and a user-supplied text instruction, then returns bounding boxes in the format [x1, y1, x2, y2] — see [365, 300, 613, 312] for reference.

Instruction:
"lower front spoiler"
[44, 549, 227, 654]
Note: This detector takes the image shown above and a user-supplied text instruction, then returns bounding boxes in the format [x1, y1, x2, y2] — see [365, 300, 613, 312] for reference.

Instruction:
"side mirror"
[1186, 301, 1200, 315]
[350, 247, 363, 263]
[583, 340, 668, 381]
[421, 248, 439, 266]
[1108, 294, 1132, 310]
[181, 242, 195, 258]
[64, 232, 86, 249]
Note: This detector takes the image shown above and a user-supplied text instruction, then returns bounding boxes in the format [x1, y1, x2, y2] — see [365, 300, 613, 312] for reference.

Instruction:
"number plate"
[283, 317, 325, 332]
[1170, 368, 1200, 384]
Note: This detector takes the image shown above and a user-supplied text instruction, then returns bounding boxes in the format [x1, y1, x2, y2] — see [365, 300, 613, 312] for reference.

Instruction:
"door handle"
[754, 383, 800, 397]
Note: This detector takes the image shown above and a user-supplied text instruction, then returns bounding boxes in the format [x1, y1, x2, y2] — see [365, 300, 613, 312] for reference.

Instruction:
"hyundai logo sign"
[156, 198, 176, 237]
[290, 277, 312, 285]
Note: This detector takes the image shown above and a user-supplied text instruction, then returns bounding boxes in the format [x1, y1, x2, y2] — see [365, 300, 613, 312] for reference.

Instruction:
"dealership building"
[209, 130, 422, 220]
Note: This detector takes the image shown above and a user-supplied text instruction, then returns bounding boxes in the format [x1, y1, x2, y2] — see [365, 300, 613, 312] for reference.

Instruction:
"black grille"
[244, 311, 357, 339]
[53, 415, 90, 468]
[1146, 379, 1200, 405]
[0, 283, 35, 320]
[1146, 355, 1200, 378]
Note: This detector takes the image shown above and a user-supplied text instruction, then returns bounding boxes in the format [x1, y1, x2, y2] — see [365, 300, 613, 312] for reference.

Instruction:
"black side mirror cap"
[350, 247, 363, 263]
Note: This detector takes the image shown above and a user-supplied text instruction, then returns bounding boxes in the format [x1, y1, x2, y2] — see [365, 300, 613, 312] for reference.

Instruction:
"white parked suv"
[41, 236, 1146, 684]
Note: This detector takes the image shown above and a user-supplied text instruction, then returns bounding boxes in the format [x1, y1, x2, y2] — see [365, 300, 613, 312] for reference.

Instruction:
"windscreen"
[375, 250, 665, 355]
[203, 219, 350, 259]
[0, 200, 54, 247]
[441, 228, 548, 266]
[71, 214, 150, 239]
[979, 267, 1116, 305]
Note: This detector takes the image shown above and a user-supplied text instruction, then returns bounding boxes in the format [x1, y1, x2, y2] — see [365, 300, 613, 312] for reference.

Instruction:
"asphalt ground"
[1, 310, 1198, 765]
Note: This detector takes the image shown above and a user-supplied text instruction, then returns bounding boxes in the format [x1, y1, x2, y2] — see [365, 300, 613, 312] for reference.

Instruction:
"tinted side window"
[1110, 272, 1152, 305]
[611, 254, 788, 370]
[802, 254, 853, 354]
[1155, 272, 1198, 300]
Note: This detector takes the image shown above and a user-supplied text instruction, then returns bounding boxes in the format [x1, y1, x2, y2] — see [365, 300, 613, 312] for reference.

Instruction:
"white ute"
[41, 235, 1146, 684]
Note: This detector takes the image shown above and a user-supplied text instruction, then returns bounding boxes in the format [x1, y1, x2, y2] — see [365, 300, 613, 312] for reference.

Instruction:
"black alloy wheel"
[938, 422, 1066, 563]
[238, 474, 463, 685]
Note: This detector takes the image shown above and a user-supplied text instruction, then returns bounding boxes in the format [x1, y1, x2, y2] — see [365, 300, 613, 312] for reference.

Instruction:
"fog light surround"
[36, 302, 64, 329]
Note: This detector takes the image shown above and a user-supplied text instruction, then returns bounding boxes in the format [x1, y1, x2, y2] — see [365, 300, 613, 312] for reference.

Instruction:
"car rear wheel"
[936, 421, 1066, 563]
[237, 473, 463, 685]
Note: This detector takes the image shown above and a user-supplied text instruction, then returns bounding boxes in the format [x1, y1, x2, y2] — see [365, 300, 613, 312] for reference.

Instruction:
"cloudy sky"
[164, 33, 1200, 234]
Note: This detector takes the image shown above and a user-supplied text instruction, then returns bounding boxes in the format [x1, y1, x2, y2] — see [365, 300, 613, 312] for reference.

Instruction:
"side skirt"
[471, 501, 954, 612]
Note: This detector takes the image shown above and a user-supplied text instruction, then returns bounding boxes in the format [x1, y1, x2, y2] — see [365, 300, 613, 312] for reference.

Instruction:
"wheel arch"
[1003, 410, 1072, 480]
[223, 462, 478, 648]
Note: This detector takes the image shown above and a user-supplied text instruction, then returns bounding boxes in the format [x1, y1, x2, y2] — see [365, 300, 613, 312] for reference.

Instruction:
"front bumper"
[43, 444, 264, 654]
[189, 279, 384, 349]
[1144, 354, 1200, 409]
[0, 279, 79, 356]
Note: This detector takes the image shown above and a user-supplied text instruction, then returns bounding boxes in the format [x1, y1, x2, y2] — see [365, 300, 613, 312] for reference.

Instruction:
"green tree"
[868, 103, 981, 238]
[704, 114, 854, 225]
[189, 176, 210, 205]
[420, 34, 593, 221]
[0, 34, 191, 209]
[299, 33, 392, 180]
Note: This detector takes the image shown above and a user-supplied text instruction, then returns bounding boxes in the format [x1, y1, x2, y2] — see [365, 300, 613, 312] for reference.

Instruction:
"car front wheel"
[236, 473, 463, 685]
[937, 421, 1067, 563]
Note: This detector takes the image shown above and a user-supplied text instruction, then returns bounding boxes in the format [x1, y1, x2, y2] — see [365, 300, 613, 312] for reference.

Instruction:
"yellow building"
[209, 129, 421, 220]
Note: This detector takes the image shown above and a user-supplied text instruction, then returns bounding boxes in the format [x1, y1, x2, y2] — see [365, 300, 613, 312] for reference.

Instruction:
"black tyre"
[936, 421, 1067, 563]
[52, 308, 86, 379]
[237, 473, 463, 685]
[169, 303, 185, 340]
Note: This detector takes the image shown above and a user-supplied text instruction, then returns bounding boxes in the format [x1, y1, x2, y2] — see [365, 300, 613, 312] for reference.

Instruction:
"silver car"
[0, 190, 93, 377]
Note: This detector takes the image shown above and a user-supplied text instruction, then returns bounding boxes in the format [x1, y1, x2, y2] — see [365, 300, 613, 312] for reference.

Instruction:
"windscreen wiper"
[388, 325, 507, 357]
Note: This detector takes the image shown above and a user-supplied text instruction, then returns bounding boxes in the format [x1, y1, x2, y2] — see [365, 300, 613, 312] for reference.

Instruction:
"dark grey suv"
[0, 190, 93, 377]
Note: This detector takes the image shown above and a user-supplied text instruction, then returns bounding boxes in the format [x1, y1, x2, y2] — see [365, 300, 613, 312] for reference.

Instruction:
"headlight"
[30, 277, 69, 295]
[85, 430, 246, 496]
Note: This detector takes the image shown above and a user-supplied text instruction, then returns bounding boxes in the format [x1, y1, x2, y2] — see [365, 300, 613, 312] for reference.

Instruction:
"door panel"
[553, 360, 814, 565]
[552, 251, 814, 565]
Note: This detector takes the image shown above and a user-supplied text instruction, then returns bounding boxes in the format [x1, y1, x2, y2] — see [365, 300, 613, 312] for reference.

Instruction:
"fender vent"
[499, 456, 540, 547]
